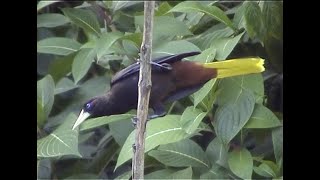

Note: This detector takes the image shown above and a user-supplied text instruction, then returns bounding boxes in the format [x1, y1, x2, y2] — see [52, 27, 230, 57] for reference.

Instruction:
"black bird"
[72, 52, 264, 129]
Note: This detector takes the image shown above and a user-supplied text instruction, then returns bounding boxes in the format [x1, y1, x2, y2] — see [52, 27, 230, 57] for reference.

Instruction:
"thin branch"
[132, 1, 155, 179]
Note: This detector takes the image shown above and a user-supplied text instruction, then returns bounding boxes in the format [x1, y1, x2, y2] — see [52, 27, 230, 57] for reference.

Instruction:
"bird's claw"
[131, 116, 138, 128]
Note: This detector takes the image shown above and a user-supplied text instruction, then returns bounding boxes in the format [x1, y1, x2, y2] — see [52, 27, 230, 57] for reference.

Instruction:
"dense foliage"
[37, 1, 283, 179]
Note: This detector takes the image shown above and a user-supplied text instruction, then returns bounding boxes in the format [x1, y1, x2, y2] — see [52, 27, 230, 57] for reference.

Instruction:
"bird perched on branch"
[72, 51, 264, 130]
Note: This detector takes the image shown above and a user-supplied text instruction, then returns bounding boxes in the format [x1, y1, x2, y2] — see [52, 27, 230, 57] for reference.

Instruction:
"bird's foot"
[132, 143, 136, 153]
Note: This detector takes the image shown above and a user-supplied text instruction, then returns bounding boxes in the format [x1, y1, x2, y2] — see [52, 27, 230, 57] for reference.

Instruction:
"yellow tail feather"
[202, 57, 265, 78]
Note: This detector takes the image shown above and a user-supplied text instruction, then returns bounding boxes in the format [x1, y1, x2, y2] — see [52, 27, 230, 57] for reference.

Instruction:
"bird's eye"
[85, 103, 91, 110]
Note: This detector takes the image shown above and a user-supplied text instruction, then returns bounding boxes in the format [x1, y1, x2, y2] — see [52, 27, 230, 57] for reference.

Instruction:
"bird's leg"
[131, 103, 167, 128]
[150, 102, 167, 119]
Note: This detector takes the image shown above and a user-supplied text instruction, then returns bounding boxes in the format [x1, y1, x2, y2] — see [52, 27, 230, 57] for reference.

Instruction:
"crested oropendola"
[72, 51, 264, 130]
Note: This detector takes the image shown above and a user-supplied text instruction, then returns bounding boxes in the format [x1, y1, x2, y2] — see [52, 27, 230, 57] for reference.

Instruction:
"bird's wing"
[110, 51, 201, 86]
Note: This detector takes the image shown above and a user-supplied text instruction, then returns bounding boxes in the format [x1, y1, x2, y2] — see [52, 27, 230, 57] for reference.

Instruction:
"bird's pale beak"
[72, 110, 91, 130]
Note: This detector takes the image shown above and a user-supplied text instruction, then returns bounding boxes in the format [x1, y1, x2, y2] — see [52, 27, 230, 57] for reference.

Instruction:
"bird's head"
[72, 96, 110, 130]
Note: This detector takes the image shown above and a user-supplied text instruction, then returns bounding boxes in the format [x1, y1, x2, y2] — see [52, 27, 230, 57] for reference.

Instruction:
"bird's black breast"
[110, 51, 200, 86]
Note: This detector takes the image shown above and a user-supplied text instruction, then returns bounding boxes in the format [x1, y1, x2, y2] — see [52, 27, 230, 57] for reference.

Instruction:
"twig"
[132, 1, 155, 179]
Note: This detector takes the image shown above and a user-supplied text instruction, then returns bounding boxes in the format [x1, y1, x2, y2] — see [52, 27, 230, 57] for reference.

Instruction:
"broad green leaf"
[148, 139, 211, 168]
[153, 40, 201, 58]
[37, 75, 55, 117]
[155, 2, 173, 17]
[80, 114, 133, 131]
[37, 1, 59, 12]
[109, 119, 135, 146]
[244, 104, 282, 128]
[62, 8, 101, 38]
[48, 53, 75, 83]
[95, 32, 123, 60]
[115, 115, 188, 170]
[135, 16, 192, 42]
[37, 13, 69, 28]
[253, 162, 277, 178]
[206, 138, 229, 168]
[120, 32, 142, 47]
[115, 170, 132, 180]
[180, 106, 207, 134]
[210, 31, 244, 60]
[37, 100, 46, 127]
[191, 48, 217, 108]
[214, 90, 255, 145]
[272, 126, 283, 164]
[233, 3, 246, 29]
[111, 1, 143, 12]
[200, 165, 233, 179]
[65, 174, 99, 179]
[54, 78, 78, 95]
[72, 48, 96, 84]
[216, 74, 264, 105]
[262, 1, 283, 40]
[37, 113, 81, 158]
[37, 37, 82, 56]
[37, 159, 51, 180]
[167, 167, 193, 179]
[169, 1, 236, 31]
[87, 141, 119, 174]
[190, 27, 234, 50]
[228, 148, 253, 179]
[244, 2, 264, 40]
[145, 169, 175, 179]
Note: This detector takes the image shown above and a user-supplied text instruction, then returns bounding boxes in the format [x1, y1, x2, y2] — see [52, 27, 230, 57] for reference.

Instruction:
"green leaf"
[200, 165, 233, 179]
[37, 13, 69, 28]
[210, 31, 244, 60]
[135, 16, 192, 42]
[109, 119, 135, 146]
[37, 100, 46, 127]
[148, 139, 210, 168]
[54, 78, 78, 95]
[80, 114, 133, 131]
[115, 170, 132, 180]
[62, 8, 101, 38]
[115, 115, 188, 170]
[65, 174, 99, 179]
[153, 40, 201, 58]
[214, 90, 255, 145]
[37, 37, 82, 56]
[48, 53, 75, 83]
[167, 167, 193, 179]
[111, 1, 143, 12]
[169, 1, 236, 31]
[37, 1, 59, 12]
[145, 169, 175, 179]
[37, 75, 55, 118]
[72, 48, 96, 84]
[180, 107, 207, 134]
[206, 138, 229, 168]
[244, 104, 282, 128]
[233, 4, 246, 29]
[37, 113, 81, 158]
[216, 74, 264, 105]
[155, 2, 173, 16]
[244, 2, 264, 39]
[272, 126, 283, 164]
[120, 32, 142, 47]
[253, 162, 277, 178]
[228, 148, 253, 179]
[95, 32, 123, 60]
[262, 2, 283, 40]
